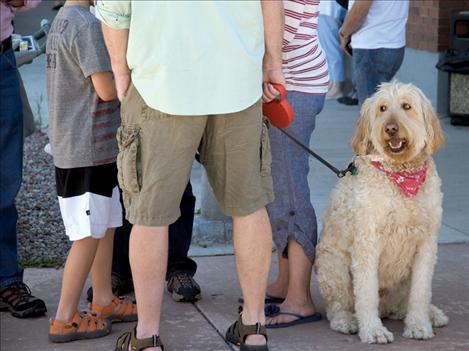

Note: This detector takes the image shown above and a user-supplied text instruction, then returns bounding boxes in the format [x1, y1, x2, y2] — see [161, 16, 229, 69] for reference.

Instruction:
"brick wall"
[407, 0, 469, 52]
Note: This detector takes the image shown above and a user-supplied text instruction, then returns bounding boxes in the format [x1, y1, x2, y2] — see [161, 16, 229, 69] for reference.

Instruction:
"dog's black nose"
[385, 122, 399, 136]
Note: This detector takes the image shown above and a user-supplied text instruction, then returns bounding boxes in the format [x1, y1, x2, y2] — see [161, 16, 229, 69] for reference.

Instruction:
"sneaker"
[0, 282, 47, 318]
[86, 274, 134, 303]
[337, 96, 359, 106]
[167, 272, 201, 302]
[326, 82, 343, 100]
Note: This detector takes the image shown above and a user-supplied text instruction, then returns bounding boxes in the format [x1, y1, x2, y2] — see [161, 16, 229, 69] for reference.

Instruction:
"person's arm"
[95, 0, 131, 101]
[339, 0, 373, 54]
[100, 25, 130, 101]
[91, 71, 117, 101]
[261, 0, 285, 103]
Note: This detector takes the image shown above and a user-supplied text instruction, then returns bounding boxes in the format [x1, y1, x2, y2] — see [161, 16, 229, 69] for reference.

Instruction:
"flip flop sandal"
[115, 327, 164, 351]
[90, 296, 137, 323]
[226, 313, 268, 351]
[48, 311, 111, 343]
[238, 294, 285, 305]
[264, 305, 322, 329]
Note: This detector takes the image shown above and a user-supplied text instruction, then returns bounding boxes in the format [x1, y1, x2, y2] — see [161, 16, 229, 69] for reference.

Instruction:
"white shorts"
[55, 163, 123, 241]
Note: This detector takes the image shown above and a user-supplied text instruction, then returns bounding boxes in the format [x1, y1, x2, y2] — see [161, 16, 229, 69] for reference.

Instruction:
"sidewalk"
[1, 243, 468, 351]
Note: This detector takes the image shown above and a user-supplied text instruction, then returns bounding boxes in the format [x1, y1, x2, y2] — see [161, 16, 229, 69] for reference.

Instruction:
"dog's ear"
[420, 91, 445, 154]
[351, 97, 373, 155]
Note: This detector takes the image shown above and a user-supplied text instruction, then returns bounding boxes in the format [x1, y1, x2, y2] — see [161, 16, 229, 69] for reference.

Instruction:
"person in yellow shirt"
[96, 1, 284, 350]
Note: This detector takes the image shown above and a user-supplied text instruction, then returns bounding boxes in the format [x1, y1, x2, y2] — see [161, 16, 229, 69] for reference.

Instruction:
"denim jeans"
[318, 14, 346, 83]
[267, 91, 325, 263]
[112, 181, 197, 280]
[352, 47, 405, 105]
[0, 49, 24, 288]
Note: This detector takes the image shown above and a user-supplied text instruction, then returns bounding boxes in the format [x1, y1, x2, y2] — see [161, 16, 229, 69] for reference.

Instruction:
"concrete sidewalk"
[1, 243, 469, 351]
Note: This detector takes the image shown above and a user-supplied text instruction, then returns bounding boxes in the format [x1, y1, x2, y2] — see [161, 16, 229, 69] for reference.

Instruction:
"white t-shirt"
[349, 0, 409, 50]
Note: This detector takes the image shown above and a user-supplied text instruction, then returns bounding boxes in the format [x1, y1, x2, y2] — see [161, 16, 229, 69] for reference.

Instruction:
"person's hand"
[339, 30, 352, 57]
[114, 72, 131, 102]
[262, 65, 285, 103]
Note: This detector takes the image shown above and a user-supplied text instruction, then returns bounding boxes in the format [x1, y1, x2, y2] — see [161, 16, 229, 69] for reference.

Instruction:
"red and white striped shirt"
[283, 0, 329, 94]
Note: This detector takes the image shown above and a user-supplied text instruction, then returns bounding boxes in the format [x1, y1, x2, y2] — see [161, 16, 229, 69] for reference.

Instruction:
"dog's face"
[351, 82, 445, 162]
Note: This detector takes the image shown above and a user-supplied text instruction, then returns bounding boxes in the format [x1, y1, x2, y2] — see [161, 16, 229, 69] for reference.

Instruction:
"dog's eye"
[380, 105, 387, 112]
[402, 103, 411, 110]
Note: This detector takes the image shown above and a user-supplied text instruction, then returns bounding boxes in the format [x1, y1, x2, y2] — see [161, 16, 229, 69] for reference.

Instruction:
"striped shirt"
[283, 0, 329, 94]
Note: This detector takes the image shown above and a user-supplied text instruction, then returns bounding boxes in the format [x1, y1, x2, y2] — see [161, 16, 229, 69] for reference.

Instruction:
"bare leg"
[266, 250, 289, 299]
[91, 228, 116, 306]
[266, 237, 316, 325]
[129, 225, 168, 351]
[233, 207, 272, 346]
[55, 237, 99, 322]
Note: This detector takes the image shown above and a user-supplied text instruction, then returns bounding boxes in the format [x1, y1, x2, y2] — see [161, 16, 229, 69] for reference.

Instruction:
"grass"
[20, 257, 63, 268]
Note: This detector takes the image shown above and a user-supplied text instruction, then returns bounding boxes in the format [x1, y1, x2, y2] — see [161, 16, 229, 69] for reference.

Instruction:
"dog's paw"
[330, 314, 358, 334]
[403, 319, 434, 340]
[359, 324, 394, 344]
[429, 305, 449, 328]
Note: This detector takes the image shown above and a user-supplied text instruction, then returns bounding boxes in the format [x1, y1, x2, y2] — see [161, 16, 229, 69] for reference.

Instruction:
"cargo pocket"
[116, 126, 141, 195]
[260, 119, 272, 176]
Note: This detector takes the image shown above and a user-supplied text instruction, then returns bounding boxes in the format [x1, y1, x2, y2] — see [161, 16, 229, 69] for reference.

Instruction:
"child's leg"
[91, 228, 115, 306]
[55, 237, 99, 322]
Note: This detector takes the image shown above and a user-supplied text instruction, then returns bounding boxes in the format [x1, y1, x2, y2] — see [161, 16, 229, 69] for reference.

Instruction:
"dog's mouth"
[387, 137, 407, 153]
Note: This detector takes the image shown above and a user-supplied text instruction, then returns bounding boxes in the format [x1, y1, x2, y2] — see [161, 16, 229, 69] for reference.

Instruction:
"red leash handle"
[262, 83, 294, 128]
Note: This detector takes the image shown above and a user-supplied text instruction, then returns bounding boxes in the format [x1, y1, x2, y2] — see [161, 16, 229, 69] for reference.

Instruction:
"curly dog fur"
[316, 81, 449, 344]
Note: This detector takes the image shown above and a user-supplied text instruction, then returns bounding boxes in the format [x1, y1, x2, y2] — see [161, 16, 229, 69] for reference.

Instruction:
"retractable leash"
[262, 83, 355, 178]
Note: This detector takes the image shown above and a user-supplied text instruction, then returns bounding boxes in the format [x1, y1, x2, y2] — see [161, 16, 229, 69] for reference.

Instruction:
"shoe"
[49, 311, 111, 343]
[337, 96, 358, 106]
[90, 296, 137, 323]
[226, 311, 268, 351]
[87, 274, 134, 303]
[326, 82, 342, 100]
[0, 282, 47, 318]
[167, 272, 201, 302]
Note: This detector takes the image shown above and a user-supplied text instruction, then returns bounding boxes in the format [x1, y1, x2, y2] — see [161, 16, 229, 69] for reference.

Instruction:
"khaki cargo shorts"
[117, 83, 274, 226]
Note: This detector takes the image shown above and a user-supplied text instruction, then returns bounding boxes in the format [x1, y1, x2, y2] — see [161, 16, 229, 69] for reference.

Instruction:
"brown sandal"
[115, 327, 164, 351]
[226, 311, 268, 351]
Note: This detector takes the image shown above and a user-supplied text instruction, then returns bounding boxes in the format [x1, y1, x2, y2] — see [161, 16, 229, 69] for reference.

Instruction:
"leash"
[262, 83, 355, 178]
[275, 127, 355, 178]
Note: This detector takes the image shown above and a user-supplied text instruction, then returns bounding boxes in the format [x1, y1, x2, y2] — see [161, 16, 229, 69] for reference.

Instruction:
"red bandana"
[371, 161, 428, 197]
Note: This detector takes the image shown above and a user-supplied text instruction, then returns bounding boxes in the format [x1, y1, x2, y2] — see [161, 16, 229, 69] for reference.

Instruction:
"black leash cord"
[276, 127, 353, 178]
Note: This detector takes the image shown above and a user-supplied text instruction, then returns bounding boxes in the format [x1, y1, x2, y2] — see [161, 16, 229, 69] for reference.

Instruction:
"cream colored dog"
[316, 81, 449, 344]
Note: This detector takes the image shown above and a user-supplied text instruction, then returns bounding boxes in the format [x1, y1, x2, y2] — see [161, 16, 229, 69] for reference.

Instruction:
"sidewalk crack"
[192, 302, 236, 351]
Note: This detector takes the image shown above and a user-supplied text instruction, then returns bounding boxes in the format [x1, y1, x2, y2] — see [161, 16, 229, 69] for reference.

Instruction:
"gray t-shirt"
[46, 6, 119, 169]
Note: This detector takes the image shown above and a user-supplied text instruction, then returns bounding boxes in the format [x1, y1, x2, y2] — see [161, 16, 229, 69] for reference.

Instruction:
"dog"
[315, 81, 449, 344]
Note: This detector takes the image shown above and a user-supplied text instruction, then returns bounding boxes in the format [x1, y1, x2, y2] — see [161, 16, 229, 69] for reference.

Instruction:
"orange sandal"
[48, 311, 111, 343]
[90, 296, 137, 323]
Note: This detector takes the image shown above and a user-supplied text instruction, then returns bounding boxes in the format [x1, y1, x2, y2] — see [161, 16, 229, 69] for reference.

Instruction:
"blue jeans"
[0, 49, 24, 288]
[267, 91, 325, 263]
[353, 47, 405, 105]
[318, 14, 346, 83]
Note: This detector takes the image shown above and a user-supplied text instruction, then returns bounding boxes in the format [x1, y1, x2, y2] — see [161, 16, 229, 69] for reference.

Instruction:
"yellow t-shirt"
[95, 0, 264, 116]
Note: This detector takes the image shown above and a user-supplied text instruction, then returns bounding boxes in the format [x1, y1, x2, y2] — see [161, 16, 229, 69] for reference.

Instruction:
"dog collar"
[370, 161, 428, 197]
